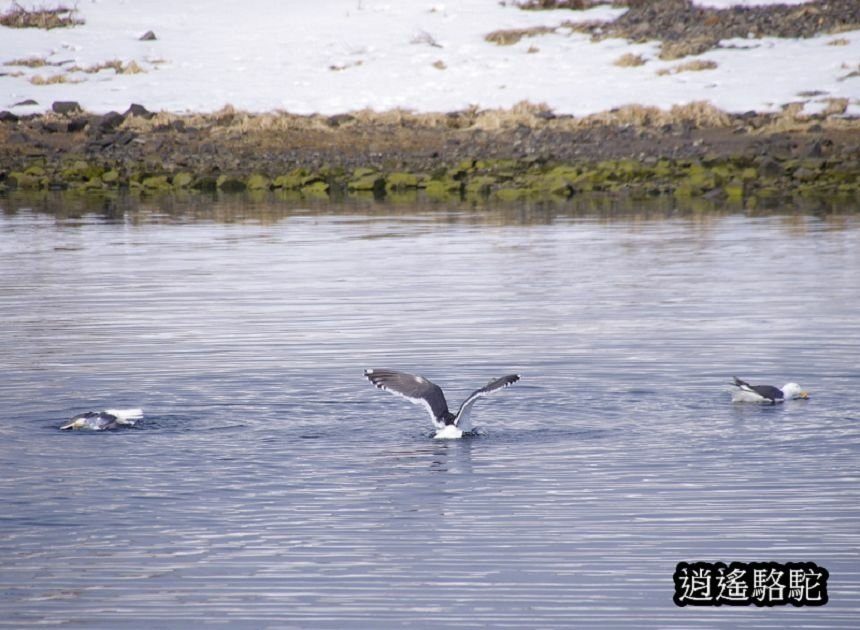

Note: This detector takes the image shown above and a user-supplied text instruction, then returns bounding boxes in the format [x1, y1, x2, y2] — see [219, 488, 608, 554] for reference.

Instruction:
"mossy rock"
[191, 176, 219, 192]
[673, 183, 696, 199]
[539, 176, 573, 196]
[101, 169, 120, 184]
[352, 167, 377, 179]
[494, 187, 530, 202]
[654, 159, 675, 177]
[246, 174, 271, 190]
[61, 160, 104, 182]
[386, 172, 419, 191]
[791, 167, 818, 183]
[424, 179, 461, 199]
[301, 180, 329, 194]
[711, 164, 733, 183]
[8, 171, 44, 189]
[172, 172, 193, 188]
[615, 159, 643, 179]
[457, 159, 477, 173]
[724, 178, 745, 200]
[142, 175, 172, 190]
[217, 175, 247, 192]
[273, 168, 312, 190]
[24, 165, 46, 177]
[688, 173, 718, 191]
[348, 174, 385, 192]
[465, 175, 497, 197]
[756, 186, 780, 198]
[740, 167, 758, 182]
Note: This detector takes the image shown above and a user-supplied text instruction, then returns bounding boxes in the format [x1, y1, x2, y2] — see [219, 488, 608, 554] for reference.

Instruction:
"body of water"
[1, 196, 858, 628]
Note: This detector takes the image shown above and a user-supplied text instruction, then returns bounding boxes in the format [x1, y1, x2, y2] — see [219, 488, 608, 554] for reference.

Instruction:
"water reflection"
[3, 189, 857, 229]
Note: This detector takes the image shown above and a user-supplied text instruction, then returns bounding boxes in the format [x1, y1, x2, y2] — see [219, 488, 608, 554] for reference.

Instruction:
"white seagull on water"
[60, 409, 143, 431]
[364, 369, 520, 439]
[730, 377, 809, 404]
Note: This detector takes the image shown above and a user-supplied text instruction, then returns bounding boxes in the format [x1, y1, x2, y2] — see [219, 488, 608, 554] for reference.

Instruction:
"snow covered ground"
[0, 0, 857, 117]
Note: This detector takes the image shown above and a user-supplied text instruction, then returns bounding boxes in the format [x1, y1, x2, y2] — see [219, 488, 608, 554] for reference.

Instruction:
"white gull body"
[730, 377, 809, 404]
[60, 408, 143, 431]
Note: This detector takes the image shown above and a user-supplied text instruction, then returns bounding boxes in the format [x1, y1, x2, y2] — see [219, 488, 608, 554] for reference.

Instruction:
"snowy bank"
[1, 0, 858, 118]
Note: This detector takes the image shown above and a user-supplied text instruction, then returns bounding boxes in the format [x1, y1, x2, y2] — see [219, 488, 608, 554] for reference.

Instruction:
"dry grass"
[29, 73, 82, 85]
[69, 59, 146, 74]
[0, 2, 83, 29]
[485, 25, 556, 46]
[839, 63, 860, 81]
[113, 99, 829, 139]
[827, 37, 850, 46]
[614, 53, 646, 68]
[432, 60, 447, 70]
[582, 101, 732, 127]
[820, 97, 849, 117]
[4, 55, 53, 68]
[516, 0, 612, 8]
[656, 59, 718, 76]
[470, 100, 555, 129]
[658, 37, 719, 61]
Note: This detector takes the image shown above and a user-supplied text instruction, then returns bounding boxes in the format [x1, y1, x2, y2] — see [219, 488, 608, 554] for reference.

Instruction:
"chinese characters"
[674, 561, 828, 607]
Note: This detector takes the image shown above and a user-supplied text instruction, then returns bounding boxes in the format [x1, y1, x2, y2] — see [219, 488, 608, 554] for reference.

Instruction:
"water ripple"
[1, 201, 859, 628]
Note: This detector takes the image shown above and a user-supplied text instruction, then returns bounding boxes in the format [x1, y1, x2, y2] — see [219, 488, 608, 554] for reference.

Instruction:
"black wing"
[455, 374, 520, 426]
[364, 369, 450, 426]
[733, 376, 782, 402]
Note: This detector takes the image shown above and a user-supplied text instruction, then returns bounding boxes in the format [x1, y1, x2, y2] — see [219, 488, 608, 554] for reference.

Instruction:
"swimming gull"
[730, 377, 809, 404]
[60, 408, 143, 431]
[364, 369, 520, 439]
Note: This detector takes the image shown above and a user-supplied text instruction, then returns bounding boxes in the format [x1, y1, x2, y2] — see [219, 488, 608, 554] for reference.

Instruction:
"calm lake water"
[1, 194, 859, 629]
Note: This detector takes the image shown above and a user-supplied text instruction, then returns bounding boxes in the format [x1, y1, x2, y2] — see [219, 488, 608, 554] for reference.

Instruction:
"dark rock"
[139, 30, 157, 41]
[41, 121, 66, 133]
[0, 111, 19, 123]
[757, 156, 784, 178]
[14, 99, 38, 107]
[67, 117, 89, 133]
[124, 103, 155, 119]
[113, 131, 137, 146]
[326, 114, 355, 127]
[52, 101, 82, 116]
[800, 140, 823, 159]
[97, 111, 126, 132]
[792, 167, 817, 182]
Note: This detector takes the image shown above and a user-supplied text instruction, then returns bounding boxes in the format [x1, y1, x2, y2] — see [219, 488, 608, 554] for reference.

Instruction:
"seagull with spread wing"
[364, 369, 520, 439]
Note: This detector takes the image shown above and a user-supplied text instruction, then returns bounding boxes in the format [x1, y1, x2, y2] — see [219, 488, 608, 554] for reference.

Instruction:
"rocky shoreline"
[1, 102, 859, 209]
[2, 0, 859, 209]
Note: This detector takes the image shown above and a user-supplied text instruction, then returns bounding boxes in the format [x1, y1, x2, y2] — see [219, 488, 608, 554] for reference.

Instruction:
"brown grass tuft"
[614, 52, 646, 68]
[656, 59, 718, 76]
[4, 56, 52, 68]
[29, 73, 82, 85]
[0, 2, 83, 29]
[669, 101, 732, 126]
[485, 25, 556, 46]
[821, 97, 849, 117]
[659, 37, 718, 61]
